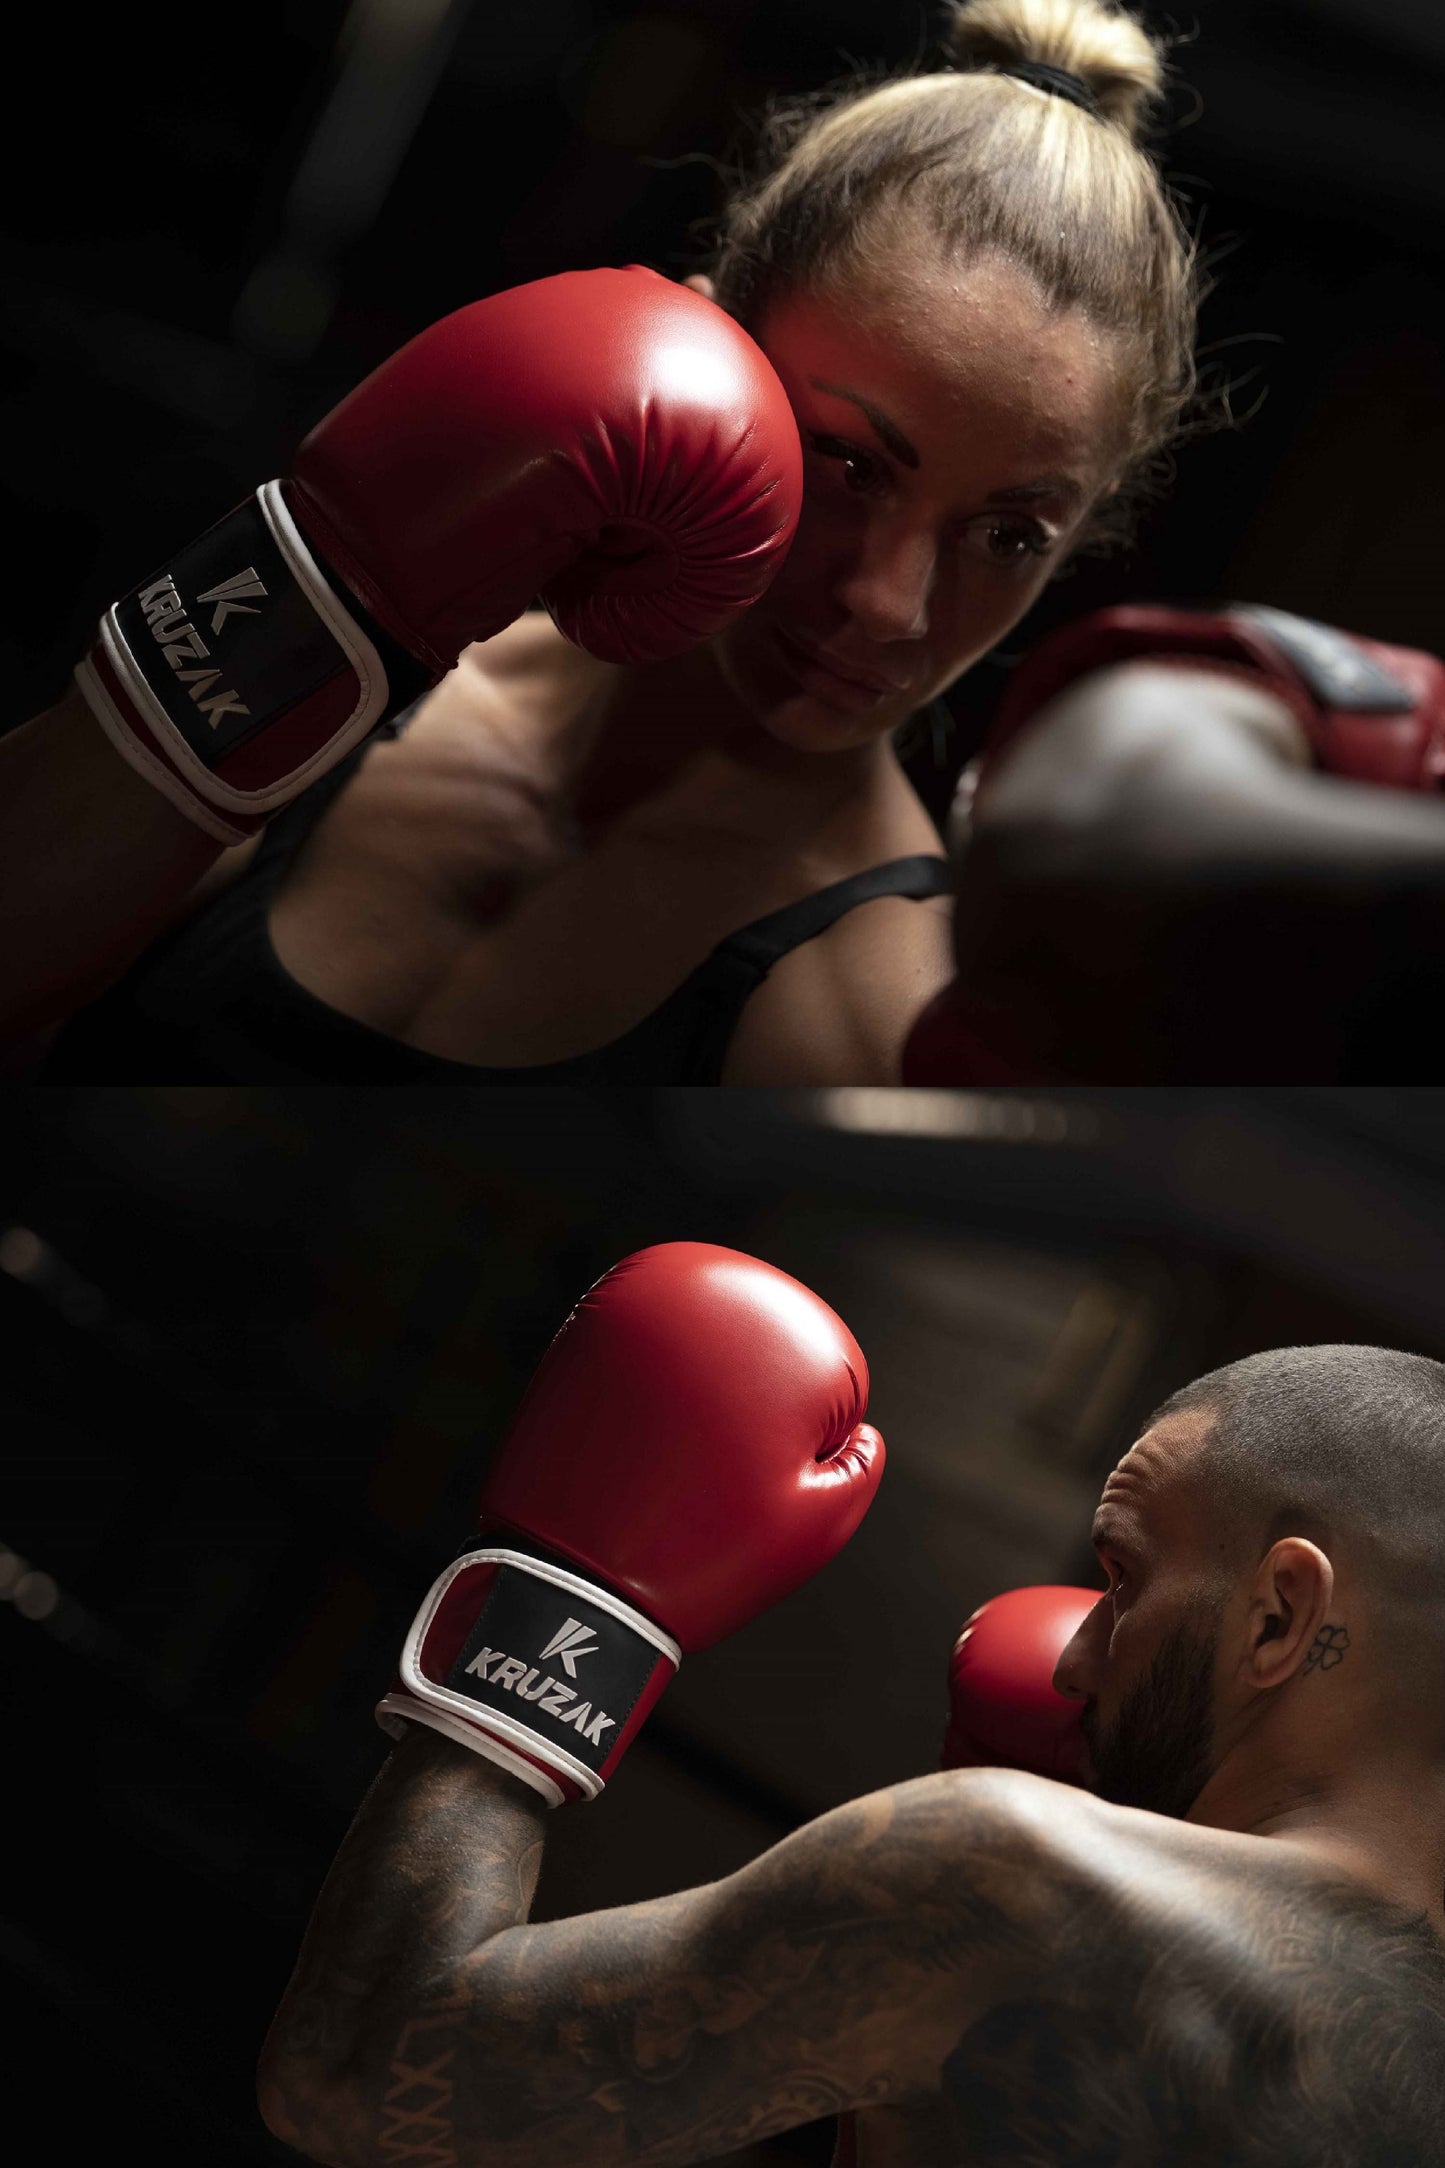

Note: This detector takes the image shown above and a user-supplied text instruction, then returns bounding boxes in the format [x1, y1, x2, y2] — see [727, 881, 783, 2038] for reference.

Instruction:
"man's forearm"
[258, 1726, 547, 2157]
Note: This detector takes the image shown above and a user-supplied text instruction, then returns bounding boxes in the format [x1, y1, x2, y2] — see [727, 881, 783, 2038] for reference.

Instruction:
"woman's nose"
[833, 524, 936, 644]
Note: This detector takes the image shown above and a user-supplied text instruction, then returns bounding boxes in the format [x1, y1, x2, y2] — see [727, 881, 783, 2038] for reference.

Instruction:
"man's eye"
[808, 433, 891, 498]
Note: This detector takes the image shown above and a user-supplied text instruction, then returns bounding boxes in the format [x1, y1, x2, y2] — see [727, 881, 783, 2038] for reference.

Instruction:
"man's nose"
[1053, 1602, 1108, 1701]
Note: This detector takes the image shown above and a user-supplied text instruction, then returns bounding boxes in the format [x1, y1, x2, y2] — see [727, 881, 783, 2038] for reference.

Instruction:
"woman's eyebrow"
[989, 478, 1086, 509]
[808, 378, 920, 468]
[806, 377, 1085, 507]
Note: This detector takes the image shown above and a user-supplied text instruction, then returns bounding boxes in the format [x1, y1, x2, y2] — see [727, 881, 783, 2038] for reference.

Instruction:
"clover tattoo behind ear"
[1302, 1624, 1350, 1675]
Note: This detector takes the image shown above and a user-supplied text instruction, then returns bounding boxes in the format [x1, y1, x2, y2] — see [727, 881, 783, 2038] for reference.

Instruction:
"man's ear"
[1246, 1537, 1335, 1689]
[683, 273, 717, 301]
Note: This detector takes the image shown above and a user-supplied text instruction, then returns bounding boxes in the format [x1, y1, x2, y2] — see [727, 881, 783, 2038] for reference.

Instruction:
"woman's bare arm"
[0, 628, 587, 1051]
[0, 682, 223, 1040]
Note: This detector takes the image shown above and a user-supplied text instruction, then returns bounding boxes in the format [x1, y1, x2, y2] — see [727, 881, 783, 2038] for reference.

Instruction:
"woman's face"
[701, 248, 1129, 754]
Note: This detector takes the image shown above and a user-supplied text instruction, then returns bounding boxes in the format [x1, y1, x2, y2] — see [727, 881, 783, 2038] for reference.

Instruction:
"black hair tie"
[994, 60, 1102, 119]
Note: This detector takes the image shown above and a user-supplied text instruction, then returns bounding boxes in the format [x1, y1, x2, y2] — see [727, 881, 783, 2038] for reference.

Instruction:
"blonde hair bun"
[941, 0, 1168, 142]
[698, 0, 1223, 565]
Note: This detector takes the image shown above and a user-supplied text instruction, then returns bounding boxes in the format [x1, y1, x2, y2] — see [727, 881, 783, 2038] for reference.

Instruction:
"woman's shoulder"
[718, 850, 956, 1085]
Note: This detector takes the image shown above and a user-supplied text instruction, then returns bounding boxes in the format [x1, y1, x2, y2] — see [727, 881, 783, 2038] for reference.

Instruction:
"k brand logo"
[196, 568, 269, 635]
[461, 1626, 615, 1748]
[136, 574, 251, 725]
[539, 1618, 599, 1679]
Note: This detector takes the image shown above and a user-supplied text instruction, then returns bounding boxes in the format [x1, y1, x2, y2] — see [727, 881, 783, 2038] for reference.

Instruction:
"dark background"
[4, 0, 1441, 824]
[5, 1082, 1445, 2160]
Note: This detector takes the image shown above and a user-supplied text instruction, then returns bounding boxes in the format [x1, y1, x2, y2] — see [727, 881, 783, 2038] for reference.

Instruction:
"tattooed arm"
[258, 1729, 1073, 2168]
[258, 1727, 552, 2162]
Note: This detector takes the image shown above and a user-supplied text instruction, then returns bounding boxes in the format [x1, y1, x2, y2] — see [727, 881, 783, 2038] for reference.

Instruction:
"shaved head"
[1146, 1345, 1445, 1691]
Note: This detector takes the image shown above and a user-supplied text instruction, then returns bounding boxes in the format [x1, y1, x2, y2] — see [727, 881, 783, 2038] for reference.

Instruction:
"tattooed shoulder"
[924, 1782, 1445, 2167]
[283, 1753, 1445, 2168]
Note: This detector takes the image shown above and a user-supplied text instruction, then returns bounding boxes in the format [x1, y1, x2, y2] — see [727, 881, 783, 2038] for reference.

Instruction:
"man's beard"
[1082, 1603, 1222, 1818]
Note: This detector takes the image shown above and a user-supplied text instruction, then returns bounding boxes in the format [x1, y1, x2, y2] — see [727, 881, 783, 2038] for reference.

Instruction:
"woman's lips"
[771, 626, 906, 707]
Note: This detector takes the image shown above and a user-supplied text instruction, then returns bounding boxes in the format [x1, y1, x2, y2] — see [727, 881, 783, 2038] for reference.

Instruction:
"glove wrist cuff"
[386, 1543, 682, 1805]
[75, 479, 430, 839]
[982, 602, 1445, 797]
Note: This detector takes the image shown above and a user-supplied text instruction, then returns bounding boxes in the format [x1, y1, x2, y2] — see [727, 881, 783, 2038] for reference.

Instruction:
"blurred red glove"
[975, 602, 1445, 804]
[903, 603, 1445, 1085]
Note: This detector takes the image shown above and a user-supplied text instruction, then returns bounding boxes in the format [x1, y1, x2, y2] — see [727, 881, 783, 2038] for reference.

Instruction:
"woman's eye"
[808, 433, 891, 498]
[970, 519, 1054, 569]
[807, 437, 1056, 565]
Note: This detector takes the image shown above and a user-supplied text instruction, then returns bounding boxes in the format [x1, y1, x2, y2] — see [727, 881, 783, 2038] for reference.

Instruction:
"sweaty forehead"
[762, 250, 1127, 469]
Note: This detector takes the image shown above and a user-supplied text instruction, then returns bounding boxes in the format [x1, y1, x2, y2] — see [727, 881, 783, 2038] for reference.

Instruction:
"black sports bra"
[42, 702, 955, 1083]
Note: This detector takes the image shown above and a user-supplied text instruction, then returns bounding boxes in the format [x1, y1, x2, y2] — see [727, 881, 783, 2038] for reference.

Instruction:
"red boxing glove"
[975, 601, 1445, 805]
[941, 1584, 1101, 1783]
[902, 602, 1445, 1086]
[75, 267, 802, 844]
[377, 1242, 883, 1806]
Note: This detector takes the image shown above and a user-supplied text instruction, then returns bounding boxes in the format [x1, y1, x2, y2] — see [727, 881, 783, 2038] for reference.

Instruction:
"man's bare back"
[258, 1740, 1445, 2168]
[866, 1777, 1445, 2166]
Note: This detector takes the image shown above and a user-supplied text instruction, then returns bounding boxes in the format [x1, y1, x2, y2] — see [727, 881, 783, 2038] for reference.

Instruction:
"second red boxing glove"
[902, 602, 1445, 1086]
[973, 601, 1445, 804]
[942, 1584, 1102, 1784]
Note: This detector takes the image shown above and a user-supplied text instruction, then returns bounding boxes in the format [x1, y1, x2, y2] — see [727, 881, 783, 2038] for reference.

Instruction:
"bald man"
[259, 1342, 1445, 2165]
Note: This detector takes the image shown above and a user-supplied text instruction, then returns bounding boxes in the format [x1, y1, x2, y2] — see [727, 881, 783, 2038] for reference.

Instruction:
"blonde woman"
[11, 0, 1208, 1084]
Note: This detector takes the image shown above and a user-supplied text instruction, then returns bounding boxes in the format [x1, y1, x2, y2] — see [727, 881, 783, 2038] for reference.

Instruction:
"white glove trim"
[392, 1546, 682, 1802]
[374, 1694, 567, 1808]
[75, 649, 250, 844]
[79, 478, 391, 822]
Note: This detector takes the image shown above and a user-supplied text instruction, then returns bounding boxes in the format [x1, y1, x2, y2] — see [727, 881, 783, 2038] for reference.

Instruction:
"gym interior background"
[5, 0, 1442, 830]
[5, 1083, 1445, 2161]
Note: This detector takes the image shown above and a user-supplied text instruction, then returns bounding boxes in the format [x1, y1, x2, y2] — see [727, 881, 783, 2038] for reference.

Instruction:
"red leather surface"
[477, 1241, 884, 1649]
[290, 265, 803, 671]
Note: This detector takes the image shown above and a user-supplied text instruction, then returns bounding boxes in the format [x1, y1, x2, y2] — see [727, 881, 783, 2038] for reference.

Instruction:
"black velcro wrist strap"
[97, 479, 430, 783]
[403, 1542, 682, 1788]
[1228, 604, 1417, 714]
